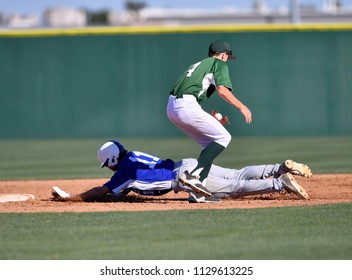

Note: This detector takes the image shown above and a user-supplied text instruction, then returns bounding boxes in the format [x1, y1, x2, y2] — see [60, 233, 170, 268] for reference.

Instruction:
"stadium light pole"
[290, 0, 301, 23]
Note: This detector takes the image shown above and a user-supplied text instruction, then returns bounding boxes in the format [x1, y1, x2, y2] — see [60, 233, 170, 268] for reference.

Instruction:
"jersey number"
[129, 151, 160, 168]
[186, 62, 201, 77]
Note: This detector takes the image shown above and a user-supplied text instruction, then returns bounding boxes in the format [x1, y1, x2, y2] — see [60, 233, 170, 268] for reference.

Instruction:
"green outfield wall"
[0, 24, 351, 139]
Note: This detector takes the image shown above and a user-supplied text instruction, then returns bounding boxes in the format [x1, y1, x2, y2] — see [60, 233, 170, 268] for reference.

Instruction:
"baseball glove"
[211, 110, 230, 126]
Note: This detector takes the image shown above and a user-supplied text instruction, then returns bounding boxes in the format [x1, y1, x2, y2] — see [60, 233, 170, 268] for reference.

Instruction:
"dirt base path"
[0, 174, 351, 213]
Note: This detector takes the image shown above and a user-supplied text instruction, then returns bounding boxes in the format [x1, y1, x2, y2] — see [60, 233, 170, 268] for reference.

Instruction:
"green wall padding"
[0, 28, 351, 139]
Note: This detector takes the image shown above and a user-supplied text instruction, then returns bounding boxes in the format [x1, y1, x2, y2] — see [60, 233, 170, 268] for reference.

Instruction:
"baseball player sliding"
[52, 140, 312, 203]
[167, 40, 252, 197]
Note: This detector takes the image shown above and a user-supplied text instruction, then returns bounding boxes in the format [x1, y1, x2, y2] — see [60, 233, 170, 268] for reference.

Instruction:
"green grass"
[0, 136, 351, 180]
[0, 203, 351, 260]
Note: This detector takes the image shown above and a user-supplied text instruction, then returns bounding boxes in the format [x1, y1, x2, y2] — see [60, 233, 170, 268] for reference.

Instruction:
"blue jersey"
[104, 151, 176, 194]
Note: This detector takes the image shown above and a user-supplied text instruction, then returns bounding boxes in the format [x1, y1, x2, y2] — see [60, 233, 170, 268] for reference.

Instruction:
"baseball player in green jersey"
[167, 40, 252, 197]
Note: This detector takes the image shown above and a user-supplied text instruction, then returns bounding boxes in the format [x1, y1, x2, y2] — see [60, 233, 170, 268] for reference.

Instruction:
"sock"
[191, 142, 225, 182]
[277, 162, 289, 175]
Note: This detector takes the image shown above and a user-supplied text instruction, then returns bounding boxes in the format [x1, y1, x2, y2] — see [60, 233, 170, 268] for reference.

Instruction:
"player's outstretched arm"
[216, 85, 252, 124]
[52, 185, 111, 202]
[78, 186, 111, 202]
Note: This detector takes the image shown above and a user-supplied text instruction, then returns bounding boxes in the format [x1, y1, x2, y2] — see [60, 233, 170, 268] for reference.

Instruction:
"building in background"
[2, 13, 40, 28]
[0, 0, 351, 29]
[43, 7, 87, 27]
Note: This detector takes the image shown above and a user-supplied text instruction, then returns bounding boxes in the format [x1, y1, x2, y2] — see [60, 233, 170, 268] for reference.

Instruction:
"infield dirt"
[0, 174, 351, 213]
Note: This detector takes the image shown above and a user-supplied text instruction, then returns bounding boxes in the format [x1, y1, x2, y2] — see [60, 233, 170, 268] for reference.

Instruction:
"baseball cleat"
[52, 186, 72, 199]
[280, 173, 309, 199]
[179, 171, 212, 197]
[188, 192, 222, 203]
[283, 159, 312, 178]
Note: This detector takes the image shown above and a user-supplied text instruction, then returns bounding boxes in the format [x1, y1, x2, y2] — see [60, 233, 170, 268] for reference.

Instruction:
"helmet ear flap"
[110, 156, 116, 164]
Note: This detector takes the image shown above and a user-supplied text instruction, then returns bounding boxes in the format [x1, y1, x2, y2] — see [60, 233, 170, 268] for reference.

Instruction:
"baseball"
[214, 113, 222, 120]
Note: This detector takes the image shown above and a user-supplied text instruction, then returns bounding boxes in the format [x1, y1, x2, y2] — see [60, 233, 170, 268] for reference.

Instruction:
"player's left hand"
[211, 110, 230, 126]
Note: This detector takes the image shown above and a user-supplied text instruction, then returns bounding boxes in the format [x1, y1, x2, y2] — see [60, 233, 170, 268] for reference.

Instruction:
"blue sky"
[1, 0, 352, 15]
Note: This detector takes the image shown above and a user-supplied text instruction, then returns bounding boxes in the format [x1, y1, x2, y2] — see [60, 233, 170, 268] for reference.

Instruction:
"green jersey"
[171, 57, 233, 103]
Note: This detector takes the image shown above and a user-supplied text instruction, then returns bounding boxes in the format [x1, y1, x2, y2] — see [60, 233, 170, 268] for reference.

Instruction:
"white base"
[0, 193, 35, 203]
